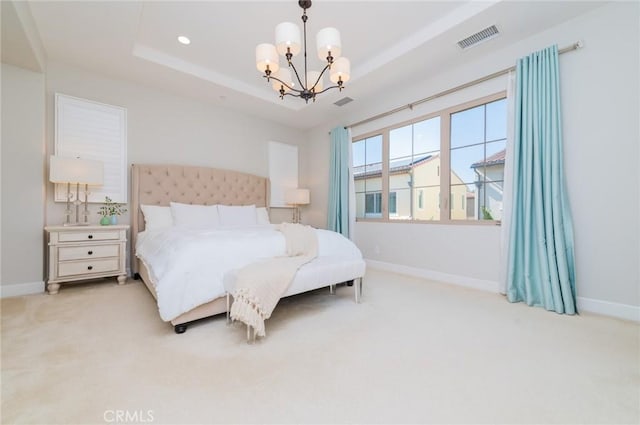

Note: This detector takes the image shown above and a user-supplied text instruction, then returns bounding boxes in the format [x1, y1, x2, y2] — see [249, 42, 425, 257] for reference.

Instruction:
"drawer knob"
[87, 266, 93, 271]
[88, 235, 93, 239]
[88, 251, 93, 255]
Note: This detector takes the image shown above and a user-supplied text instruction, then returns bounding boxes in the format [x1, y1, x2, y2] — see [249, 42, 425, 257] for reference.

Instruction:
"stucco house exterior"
[470, 149, 505, 220]
[354, 155, 468, 220]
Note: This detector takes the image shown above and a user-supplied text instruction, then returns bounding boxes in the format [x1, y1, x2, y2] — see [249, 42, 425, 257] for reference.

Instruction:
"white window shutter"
[54, 94, 127, 203]
[268, 141, 298, 207]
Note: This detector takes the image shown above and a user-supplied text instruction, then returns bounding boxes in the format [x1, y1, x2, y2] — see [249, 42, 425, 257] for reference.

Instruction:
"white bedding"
[136, 225, 362, 321]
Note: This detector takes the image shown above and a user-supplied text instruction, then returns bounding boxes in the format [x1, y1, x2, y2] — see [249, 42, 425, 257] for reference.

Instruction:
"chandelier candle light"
[256, 0, 350, 103]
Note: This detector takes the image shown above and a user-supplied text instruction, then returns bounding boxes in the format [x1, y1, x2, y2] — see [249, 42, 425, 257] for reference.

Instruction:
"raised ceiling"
[6, 1, 605, 129]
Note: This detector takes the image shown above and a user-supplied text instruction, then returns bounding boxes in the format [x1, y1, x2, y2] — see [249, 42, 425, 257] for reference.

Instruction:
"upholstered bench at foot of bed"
[223, 257, 365, 342]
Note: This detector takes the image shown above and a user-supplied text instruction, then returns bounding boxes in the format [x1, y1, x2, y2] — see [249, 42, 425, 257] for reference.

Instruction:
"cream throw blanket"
[229, 223, 318, 337]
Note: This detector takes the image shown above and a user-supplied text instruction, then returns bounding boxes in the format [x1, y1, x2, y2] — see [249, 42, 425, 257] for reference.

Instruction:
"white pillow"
[256, 207, 270, 225]
[140, 205, 173, 231]
[170, 202, 220, 228]
[218, 204, 257, 227]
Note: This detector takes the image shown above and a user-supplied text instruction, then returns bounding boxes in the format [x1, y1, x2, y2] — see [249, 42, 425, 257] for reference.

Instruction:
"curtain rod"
[346, 41, 583, 130]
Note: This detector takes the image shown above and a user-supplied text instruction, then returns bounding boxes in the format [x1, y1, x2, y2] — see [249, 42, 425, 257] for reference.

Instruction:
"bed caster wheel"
[346, 280, 354, 287]
[174, 324, 188, 334]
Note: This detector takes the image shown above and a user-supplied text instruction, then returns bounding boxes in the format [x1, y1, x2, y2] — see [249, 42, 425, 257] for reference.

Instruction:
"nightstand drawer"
[45, 224, 129, 294]
[58, 231, 120, 243]
[58, 245, 119, 261]
[58, 258, 120, 277]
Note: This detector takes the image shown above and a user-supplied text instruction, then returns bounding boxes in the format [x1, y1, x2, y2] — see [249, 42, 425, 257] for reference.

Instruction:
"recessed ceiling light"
[177, 36, 191, 45]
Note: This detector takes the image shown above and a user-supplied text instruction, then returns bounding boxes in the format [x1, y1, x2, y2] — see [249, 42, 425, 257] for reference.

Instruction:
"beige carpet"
[2, 269, 639, 424]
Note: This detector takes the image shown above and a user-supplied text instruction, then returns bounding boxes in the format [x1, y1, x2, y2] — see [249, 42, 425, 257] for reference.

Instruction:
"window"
[352, 92, 506, 223]
[388, 116, 440, 220]
[389, 192, 397, 215]
[450, 97, 506, 220]
[354, 135, 382, 219]
[365, 192, 382, 217]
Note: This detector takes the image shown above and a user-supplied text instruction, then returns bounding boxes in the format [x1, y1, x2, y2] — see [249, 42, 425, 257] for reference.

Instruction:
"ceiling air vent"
[334, 97, 353, 107]
[457, 25, 499, 50]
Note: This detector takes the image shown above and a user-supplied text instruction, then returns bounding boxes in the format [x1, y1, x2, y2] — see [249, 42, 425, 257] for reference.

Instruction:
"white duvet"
[136, 225, 362, 321]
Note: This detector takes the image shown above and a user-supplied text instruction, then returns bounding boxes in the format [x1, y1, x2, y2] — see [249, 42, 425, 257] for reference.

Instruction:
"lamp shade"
[329, 57, 351, 84]
[275, 22, 301, 57]
[284, 188, 310, 205]
[255, 43, 280, 74]
[272, 68, 294, 92]
[316, 27, 341, 61]
[49, 156, 104, 185]
[306, 70, 323, 92]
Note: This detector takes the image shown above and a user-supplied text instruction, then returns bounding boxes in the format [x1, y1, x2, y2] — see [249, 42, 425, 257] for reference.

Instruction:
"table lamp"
[284, 188, 310, 224]
[49, 156, 104, 225]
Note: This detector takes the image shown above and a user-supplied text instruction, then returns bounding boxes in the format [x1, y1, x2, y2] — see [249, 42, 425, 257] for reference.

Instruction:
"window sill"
[355, 218, 501, 226]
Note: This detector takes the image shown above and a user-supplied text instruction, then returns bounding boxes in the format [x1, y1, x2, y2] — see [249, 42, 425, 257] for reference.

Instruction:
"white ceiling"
[5, 1, 605, 129]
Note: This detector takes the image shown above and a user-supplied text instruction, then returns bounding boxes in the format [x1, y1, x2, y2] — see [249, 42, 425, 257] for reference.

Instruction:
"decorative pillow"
[170, 202, 220, 228]
[218, 204, 257, 227]
[140, 205, 173, 231]
[256, 207, 270, 225]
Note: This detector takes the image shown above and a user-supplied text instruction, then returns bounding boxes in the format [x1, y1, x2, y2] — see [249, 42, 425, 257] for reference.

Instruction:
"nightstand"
[45, 225, 129, 294]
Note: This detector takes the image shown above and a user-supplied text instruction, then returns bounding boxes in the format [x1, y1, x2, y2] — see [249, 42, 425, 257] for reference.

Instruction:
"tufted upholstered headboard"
[130, 164, 270, 274]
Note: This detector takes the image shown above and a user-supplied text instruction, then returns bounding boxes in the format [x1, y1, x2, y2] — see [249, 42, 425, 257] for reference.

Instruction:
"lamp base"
[62, 183, 92, 226]
[291, 206, 302, 224]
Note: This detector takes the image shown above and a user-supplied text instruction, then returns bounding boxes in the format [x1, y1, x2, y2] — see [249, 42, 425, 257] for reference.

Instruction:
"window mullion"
[440, 112, 451, 223]
[382, 130, 390, 220]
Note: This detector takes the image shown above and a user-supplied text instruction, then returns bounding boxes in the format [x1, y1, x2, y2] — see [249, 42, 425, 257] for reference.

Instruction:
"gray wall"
[44, 62, 306, 228]
[301, 2, 640, 314]
[1, 63, 45, 292]
[1, 61, 305, 294]
[2, 2, 638, 319]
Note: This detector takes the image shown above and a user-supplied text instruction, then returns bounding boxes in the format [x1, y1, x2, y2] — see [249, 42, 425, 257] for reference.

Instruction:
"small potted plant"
[98, 196, 127, 225]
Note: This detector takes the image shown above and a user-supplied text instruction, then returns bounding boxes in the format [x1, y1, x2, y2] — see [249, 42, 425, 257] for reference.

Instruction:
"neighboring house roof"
[470, 149, 506, 168]
[353, 154, 435, 179]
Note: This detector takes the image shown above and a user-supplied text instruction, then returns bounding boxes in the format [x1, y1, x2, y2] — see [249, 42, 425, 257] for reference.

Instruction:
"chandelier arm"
[312, 84, 341, 96]
[308, 63, 331, 91]
[262, 74, 304, 94]
[287, 62, 307, 91]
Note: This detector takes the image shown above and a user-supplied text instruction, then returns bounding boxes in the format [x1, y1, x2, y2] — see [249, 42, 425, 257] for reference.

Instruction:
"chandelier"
[255, 0, 351, 103]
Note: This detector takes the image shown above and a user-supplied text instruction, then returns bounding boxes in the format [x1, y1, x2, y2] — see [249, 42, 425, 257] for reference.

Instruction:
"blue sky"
[353, 98, 506, 186]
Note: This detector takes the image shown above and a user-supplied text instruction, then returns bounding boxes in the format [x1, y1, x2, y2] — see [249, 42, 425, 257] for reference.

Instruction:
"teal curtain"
[506, 45, 577, 314]
[327, 126, 350, 237]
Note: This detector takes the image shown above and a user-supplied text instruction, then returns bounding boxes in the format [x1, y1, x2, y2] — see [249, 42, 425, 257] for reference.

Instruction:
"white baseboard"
[577, 297, 640, 323]
[365, 259, 500, 293]
[366, 259, 640, 323]
[1, 281, 45, 298]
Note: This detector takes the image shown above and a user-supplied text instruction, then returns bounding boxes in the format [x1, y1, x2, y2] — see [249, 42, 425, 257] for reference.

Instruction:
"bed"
[131, 164, 365, 334]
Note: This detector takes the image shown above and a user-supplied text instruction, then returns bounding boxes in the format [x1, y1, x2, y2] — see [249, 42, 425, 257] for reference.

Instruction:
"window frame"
[352, 91, 506, 225]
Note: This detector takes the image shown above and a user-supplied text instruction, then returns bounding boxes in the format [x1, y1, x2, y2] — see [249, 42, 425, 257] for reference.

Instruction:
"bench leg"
[329, 284, 335, 295]
[226, 293, 231, 325]
[355, 277, 363, 303]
